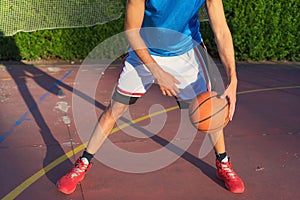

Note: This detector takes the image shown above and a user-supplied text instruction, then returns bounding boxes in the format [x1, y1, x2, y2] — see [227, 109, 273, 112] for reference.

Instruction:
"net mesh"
[0, 1, 208, 37]
[0, 0, 124, 36]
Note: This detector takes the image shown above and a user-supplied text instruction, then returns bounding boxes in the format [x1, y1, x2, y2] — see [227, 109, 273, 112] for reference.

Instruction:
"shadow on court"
[0, 33, 73, 185]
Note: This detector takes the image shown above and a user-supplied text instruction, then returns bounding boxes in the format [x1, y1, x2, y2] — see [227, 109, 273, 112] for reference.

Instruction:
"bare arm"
[206, 0, 238, 120]
[125, 0, 180, 96]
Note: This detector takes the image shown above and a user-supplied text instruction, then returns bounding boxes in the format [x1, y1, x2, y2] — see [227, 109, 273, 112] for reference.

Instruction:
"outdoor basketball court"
[0, 61, 299, 200]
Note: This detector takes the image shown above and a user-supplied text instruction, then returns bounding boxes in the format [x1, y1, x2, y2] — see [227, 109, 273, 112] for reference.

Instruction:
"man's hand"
[154, 69, 181, 96]
[220, 79, 238, 121]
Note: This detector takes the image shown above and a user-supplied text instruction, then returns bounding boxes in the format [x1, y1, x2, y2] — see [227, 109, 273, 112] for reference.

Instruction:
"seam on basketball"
[189, 94, 218, 117]
[192, 102, 228, 124]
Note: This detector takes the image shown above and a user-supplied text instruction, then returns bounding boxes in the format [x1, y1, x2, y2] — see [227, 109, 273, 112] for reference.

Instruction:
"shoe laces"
[219, 162, 238, 180]
[67, 160, 88, 179]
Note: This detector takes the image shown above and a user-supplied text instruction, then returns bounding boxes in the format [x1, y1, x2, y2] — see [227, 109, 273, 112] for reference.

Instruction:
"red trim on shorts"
[117, 87, 144, 97]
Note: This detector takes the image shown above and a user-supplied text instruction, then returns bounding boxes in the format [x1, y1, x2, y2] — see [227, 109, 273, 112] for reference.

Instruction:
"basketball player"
[57, 0, 245, 194]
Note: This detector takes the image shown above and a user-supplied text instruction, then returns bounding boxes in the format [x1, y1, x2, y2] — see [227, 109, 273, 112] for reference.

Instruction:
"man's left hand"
[220, 79, 238, 121]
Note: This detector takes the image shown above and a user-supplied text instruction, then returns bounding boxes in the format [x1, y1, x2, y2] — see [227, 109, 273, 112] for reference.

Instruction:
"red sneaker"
[216, 159, 245, 193]
[57, 157, 92, 194]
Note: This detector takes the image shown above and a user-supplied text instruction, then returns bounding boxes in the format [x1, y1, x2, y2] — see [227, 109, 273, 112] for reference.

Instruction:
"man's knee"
[112, 89, 139, 105]
[105, 100, 129, 121]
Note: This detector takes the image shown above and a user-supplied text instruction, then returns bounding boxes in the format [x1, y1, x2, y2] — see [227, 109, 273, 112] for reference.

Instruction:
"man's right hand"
[153, 69, 181, 97]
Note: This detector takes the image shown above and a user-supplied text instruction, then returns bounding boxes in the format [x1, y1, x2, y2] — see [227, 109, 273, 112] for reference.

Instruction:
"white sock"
[221, 156, 229, 162]
[81, 157, 89, 165]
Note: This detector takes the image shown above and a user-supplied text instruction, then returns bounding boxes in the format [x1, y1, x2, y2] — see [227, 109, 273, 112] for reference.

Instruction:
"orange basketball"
[189, 91, 229, 134]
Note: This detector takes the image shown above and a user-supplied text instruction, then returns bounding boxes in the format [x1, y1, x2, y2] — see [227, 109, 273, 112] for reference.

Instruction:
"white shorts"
[113, 47, 210, 105]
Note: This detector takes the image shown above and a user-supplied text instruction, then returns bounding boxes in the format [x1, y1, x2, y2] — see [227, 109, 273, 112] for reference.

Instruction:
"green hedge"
[0, 0, 299, 61]
[201, 0, 299, 61]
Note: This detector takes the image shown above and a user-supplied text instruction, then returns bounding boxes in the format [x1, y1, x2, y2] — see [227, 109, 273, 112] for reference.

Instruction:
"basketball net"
[0, 1, 208, 36]
[0, 0, 124, 36]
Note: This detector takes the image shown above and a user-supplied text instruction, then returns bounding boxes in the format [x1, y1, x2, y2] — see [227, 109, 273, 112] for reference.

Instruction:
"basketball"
[189, 91, 229, 133]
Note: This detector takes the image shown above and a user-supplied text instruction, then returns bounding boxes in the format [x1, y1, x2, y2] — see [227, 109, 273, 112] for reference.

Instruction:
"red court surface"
[0, 61, 299, 200]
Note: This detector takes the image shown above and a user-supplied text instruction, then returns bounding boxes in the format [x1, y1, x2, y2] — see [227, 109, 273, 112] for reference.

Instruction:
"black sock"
[82, 150, 94, 163]
[216, 152, 227, 162]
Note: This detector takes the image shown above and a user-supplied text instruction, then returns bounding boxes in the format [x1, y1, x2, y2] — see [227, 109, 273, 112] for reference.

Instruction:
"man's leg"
[57, 100, 129, 194]
[209, 130, 245, 194]
[209, 130, 226, 154]
[86, 101, 129, 154]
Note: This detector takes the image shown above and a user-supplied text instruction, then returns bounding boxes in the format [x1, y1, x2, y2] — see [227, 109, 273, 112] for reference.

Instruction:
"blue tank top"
[141, 0, 206, 56]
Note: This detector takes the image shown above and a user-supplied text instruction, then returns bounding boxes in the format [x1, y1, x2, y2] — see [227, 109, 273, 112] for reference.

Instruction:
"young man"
[57, 0, 244, 194]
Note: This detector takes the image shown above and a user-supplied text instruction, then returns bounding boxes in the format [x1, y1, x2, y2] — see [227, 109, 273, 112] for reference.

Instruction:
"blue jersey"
[141, 0, 206, 56]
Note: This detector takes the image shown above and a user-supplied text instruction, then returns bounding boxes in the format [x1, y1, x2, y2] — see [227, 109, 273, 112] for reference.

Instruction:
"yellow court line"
[0, 78, 12, 81]
[2, 106, 179, 200]
[237, 85, 300, 95]
[112, 106, 179, 132]
[3, 85, 300, 199]
[2, 145, 84, 200]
